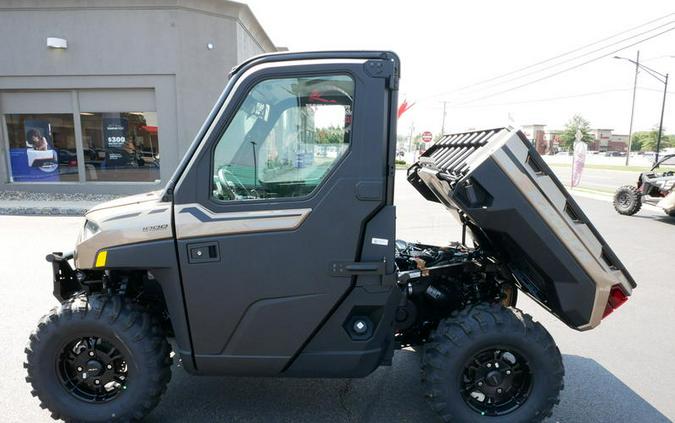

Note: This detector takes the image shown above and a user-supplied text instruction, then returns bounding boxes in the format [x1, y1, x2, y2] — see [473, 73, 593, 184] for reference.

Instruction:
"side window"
[212, 75, 354, 202]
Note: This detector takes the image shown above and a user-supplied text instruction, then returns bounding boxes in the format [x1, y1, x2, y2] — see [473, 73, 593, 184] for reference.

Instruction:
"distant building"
[586, 129, 628, 152]
[0, 0, 276, 194]
[521, 124, 548, 154]
[544, 129, 562, 154]
[609, 133, 629, 152]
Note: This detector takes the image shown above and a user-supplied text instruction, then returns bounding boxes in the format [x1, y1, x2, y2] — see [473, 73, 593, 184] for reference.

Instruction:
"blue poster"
[9, 120, 59, 182]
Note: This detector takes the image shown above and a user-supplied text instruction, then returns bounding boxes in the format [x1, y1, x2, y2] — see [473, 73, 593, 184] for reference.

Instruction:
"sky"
[246, 0, 675, 137]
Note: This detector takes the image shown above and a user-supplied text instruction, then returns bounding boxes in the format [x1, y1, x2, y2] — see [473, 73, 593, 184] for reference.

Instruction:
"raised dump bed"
[407, 127, 636, 330]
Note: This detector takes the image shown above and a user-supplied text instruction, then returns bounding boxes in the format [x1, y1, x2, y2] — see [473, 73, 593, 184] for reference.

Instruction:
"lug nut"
[353, 320, 368, 334]
[497, 388, 503, 394]
[506, 370, 511, 375]
[107, 364, 113, 370]
[77, 366, 83, 372]
[486, 363, 492, 368]
[94, 379, 100, 385]
[89, 351, 95, 357]
[477, 381, 483, 387]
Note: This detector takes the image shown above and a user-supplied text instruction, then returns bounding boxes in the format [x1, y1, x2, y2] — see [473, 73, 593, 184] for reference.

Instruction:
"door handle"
[330, 260, 385, 276]
[345, 263, 380, 272]
[187, 242, 220, 264]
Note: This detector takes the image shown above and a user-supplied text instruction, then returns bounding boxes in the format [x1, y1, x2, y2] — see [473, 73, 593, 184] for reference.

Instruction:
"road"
[1, 172, 674, 422]
[547, 164, 639, 194]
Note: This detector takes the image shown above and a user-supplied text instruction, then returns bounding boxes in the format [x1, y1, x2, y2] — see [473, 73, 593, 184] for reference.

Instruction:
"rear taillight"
[602, 285, 629, 319]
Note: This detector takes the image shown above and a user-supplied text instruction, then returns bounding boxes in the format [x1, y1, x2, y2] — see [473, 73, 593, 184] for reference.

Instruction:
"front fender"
[101, 240, 193, 364]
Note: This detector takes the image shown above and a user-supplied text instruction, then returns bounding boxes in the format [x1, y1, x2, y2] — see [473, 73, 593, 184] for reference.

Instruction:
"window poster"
[9, 120, 59, 181]
[103, 117, 129, 167]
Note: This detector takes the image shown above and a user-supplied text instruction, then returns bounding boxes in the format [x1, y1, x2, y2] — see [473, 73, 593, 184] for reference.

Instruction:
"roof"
[0, 0, 276, 52]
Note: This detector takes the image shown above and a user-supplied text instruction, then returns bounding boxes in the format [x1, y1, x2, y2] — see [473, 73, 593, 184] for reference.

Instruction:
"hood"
[75, 191, 173, 269]
[86, 190, 163, 215]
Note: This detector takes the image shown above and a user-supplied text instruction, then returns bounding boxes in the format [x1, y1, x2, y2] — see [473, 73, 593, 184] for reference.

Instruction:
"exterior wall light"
[207, 42, 214, 50]
[47, 37, 68, 49]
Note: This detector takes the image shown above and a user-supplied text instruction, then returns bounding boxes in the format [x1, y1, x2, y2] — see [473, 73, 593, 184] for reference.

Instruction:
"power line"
[451, 24, 675, 106]
[423, 13, 675, 101]
[444, 19, 675, 101]
[445, 86, 675, 109]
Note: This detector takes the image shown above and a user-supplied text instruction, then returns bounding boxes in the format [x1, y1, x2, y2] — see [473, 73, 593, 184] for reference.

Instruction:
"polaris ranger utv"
[613, 154, 675, 217]
[25, 51, 636, 422]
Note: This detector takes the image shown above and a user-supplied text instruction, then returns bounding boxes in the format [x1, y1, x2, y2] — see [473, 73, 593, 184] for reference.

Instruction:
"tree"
[631, 126, 672, 152]
[559, 114, 594, 149]
[630, 133, 643, 152]
[315, 126, 344, 144]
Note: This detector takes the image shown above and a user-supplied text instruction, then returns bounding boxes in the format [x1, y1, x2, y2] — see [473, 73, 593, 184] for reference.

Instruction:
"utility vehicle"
[25, 51, 635, 422]
[613, 154, 675, 217]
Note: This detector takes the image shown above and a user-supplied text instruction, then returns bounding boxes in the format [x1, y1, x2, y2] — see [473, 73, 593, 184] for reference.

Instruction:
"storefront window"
[5, 114, 78, 182]
[80, 112, 159, 182]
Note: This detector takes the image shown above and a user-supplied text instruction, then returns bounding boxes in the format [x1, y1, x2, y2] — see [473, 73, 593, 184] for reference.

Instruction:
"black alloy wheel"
[57, 336, 129, 403]
[460, 348, 533, 416]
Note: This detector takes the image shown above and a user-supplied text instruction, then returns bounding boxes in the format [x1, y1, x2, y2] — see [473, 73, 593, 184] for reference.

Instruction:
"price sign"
[103, 118, 128, 166]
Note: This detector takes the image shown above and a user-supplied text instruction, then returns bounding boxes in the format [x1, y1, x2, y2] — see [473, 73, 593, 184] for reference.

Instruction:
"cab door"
[172, 54, 398, 375]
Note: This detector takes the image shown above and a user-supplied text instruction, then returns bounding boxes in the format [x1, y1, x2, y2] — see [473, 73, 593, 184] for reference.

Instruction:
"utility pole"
[625, 50, 639, 166]
[408, 122, 415, 155]
[614, 54, 669, 165]
[655, 73, 669, 164]
[440, 101, 447, 135]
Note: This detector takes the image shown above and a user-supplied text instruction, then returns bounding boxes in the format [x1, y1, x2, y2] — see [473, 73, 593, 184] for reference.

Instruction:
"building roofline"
[0, 0, 276, 52]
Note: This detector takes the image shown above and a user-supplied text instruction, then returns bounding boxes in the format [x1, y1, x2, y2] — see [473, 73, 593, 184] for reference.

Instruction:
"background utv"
[25, 51, 635, 423]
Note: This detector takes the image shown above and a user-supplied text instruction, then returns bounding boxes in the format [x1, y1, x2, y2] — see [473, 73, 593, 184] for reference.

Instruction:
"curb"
[0, 207, 88, 217]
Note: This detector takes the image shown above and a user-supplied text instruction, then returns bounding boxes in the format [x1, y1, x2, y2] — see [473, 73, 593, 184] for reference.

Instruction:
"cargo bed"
[408, 127, 635, 330]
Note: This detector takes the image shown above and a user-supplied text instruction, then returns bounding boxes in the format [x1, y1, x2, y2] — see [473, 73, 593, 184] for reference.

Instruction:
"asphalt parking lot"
[1, 172, 674, 422]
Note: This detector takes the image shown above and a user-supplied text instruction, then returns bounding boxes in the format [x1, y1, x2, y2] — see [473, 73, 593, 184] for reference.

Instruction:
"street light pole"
[655, 73, 668, 164]
[625, 51, 639, 166]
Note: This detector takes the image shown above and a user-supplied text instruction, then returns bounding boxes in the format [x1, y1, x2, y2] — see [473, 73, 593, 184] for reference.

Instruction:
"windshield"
[653, 154, 675, 170]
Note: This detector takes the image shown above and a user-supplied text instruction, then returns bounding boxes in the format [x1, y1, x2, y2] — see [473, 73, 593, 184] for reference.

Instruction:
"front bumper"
[46, 251, 79, 302]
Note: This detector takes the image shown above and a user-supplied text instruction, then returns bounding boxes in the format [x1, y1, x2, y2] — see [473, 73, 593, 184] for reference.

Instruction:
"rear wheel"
[613, 186, 642, 215]
[25, 295, 172, 422]
[422, 304, 564, 423]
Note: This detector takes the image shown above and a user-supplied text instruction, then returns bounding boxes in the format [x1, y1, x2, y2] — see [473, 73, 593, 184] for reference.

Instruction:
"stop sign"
[422, 131, 433, 143]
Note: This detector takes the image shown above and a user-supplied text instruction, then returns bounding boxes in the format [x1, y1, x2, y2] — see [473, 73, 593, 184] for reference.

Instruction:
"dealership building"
[0, 0, 276, 194]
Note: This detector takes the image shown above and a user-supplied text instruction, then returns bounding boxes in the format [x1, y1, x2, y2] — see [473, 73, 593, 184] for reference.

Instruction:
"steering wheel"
[213, 172, 235, 201]
[213, 167, 259, 200]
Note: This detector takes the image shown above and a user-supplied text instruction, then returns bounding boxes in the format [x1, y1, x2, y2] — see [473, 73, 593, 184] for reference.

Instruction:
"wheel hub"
[485, 370, 504, 386]
[85, 360, 103, 376]
[619, 193, 630, 206]
[461, 348, 532, 416]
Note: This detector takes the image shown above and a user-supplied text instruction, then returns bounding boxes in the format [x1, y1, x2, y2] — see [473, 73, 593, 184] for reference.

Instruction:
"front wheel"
[25, 295, 172, 422]
[613, 185, 642, 215]
[422, 304, 564, 423]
